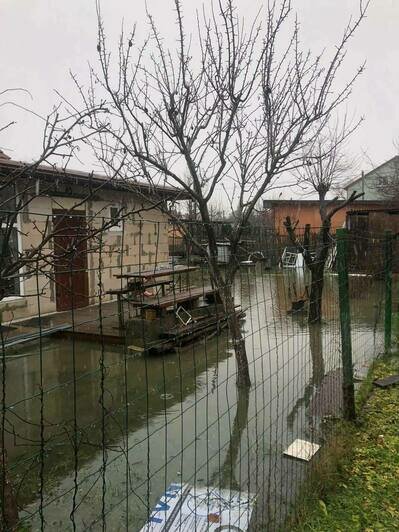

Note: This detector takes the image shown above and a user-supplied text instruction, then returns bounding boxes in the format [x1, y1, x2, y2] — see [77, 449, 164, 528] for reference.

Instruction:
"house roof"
[263, 198, 387, 210]
[343, 155, 399, 190]
[0, 156, 190, 200]
[263, 199, 345, 208]
[0, 150, 11, 160]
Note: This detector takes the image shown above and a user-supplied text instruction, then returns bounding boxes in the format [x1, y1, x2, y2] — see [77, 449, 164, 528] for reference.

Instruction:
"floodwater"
[1, 269, 385, 531]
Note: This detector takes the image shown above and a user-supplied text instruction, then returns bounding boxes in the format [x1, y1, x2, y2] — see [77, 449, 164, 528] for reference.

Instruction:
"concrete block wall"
[1, 191, 170, 323]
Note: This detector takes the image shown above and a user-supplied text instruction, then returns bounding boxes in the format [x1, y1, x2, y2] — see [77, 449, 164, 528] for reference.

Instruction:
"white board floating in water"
[140, 483, 256, 531]
[284, 438, 320, 462]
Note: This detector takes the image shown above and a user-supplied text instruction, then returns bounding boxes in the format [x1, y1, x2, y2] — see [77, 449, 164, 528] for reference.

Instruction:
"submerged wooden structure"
[110, 265, 241, 355]
[1, 265, 240, 354]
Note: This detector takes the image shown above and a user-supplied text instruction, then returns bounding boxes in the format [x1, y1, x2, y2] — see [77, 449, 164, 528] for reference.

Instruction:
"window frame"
[108, 205, 124, 232]
[0, 211, 24, 299]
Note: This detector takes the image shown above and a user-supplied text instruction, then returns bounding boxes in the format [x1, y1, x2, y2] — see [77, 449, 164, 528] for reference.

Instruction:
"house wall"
[1, 191, 170, 322]
[346, 158, 399, 201]
[346, 174, 382, 201]
[271, 204, 346, 234]
[346, 210, 399, 273]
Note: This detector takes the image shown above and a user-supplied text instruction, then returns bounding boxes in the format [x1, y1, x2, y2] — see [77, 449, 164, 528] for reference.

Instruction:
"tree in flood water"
[76, 0, 369, 386]
[284, 124, 363, 323]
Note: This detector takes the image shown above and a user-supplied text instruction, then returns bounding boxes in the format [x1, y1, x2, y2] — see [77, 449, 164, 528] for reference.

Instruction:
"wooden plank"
[115, 265, 198, 280]
[162, 315, 223, 339]
[137, 286, 216, 309]
[373, 374, 399, 388]
[107, 280, 172, 295]
[107, 287, 133, 295]
[4, 324, 72, 348]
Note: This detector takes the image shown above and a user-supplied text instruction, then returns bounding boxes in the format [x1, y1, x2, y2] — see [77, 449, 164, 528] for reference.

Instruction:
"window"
[0, 183, 21, 297]
[348, 212, 369, 232]
[109, 206, 123, 232]
[0, 226, 21, 297]
[0, 182, 17, 215]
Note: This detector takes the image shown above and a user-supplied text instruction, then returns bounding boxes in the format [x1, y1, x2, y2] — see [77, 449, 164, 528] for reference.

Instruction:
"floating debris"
[284, 438, 320, 462]
[373, 374, 399, 388]
[353, 366, 369, 382]
[140, 483, 255, 531]
[160, 393, 174, 400]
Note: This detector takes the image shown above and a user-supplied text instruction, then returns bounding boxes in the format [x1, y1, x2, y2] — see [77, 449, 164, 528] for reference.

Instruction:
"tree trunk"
[200, 216, 251, 388]
[308, 221, 331, 324]
[221, 283, 251, 387]
[308, 322, 325, 384]
[308, 264, 324, 324]
[206, 249, 251, 388]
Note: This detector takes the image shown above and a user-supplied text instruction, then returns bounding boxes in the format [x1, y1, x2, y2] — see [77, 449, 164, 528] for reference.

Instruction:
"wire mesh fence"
[0, 214, 390, 531]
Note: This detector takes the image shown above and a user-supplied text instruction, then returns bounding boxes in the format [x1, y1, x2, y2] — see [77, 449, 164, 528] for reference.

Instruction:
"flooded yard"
[1, 268, 385, 530]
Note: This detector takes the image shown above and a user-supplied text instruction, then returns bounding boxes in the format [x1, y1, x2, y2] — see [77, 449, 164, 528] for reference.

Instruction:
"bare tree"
[0, 101, 113, 301]
[75, 0, 369, 386]
[284, 124, 363, 323]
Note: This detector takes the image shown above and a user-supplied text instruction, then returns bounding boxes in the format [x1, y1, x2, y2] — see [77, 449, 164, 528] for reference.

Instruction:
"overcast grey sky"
[1, 0, 398, 198]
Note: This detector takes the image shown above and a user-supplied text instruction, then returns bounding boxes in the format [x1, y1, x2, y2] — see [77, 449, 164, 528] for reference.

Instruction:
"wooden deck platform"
[2, 301, 129, 347]
[1, 287, 222, 348]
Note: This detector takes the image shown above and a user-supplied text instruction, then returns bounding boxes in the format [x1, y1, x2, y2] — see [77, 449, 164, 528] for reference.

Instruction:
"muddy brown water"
[1, 269, 384, 530]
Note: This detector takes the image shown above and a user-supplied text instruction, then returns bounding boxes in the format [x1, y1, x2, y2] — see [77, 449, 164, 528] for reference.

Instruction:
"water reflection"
[3, 334, 231, 501]
[286, 324, 325, 429]
[211, 386, 250, 491]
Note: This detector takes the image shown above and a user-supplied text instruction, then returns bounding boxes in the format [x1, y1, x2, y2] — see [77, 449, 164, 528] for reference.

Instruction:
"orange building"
[263, 199, 385, 234]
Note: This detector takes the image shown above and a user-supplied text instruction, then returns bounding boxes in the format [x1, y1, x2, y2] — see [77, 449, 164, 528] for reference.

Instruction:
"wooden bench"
[106, 280, 174, 328]
[108, 279, 172, 295]
[131, 286, 218, 311]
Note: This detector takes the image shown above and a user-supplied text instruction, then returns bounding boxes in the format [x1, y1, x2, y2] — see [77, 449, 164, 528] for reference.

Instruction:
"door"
[53, 211, 89, 311]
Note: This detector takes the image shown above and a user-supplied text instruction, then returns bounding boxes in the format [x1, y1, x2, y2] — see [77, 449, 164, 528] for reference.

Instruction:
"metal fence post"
[336, 228, 356, 421]
[384, 230, 393, 353]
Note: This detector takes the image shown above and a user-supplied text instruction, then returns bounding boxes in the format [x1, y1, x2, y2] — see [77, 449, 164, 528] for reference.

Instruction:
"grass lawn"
[290, 357, 399, 531]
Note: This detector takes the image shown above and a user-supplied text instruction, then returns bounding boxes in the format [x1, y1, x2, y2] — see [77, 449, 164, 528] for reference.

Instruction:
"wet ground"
[1, 268, 385, 530]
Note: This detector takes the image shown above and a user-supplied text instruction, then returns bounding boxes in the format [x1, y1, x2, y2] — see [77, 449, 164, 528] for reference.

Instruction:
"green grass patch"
[289, 356, 399, 531]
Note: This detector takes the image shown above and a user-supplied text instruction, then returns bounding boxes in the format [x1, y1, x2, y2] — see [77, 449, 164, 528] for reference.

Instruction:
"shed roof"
[263, 198, 344, 208]
[347, 205, 399, 215]
[0, 156, 190, 200]
[263, 198, 387, 209]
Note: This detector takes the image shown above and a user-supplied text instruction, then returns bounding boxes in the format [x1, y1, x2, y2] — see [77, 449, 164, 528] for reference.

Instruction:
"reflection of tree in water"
[211, 386, 250, 491]
[287, 323, 325, 429]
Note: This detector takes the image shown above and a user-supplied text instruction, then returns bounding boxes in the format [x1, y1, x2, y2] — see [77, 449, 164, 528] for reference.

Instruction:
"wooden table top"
[115, 265, 198, 280]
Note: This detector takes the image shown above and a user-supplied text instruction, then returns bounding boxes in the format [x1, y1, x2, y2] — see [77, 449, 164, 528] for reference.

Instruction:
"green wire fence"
[0, 217, 393, 531]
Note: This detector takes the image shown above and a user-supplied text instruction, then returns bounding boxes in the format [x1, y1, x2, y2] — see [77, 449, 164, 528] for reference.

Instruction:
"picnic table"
[116, 265, 197, 286]
[110, 265, 199, 328]
[130, 285, 217, 310]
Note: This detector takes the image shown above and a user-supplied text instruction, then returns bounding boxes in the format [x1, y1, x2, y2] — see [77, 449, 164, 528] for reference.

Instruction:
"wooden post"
[384, 230, 393, 353]
[336, 228, 356, 421]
